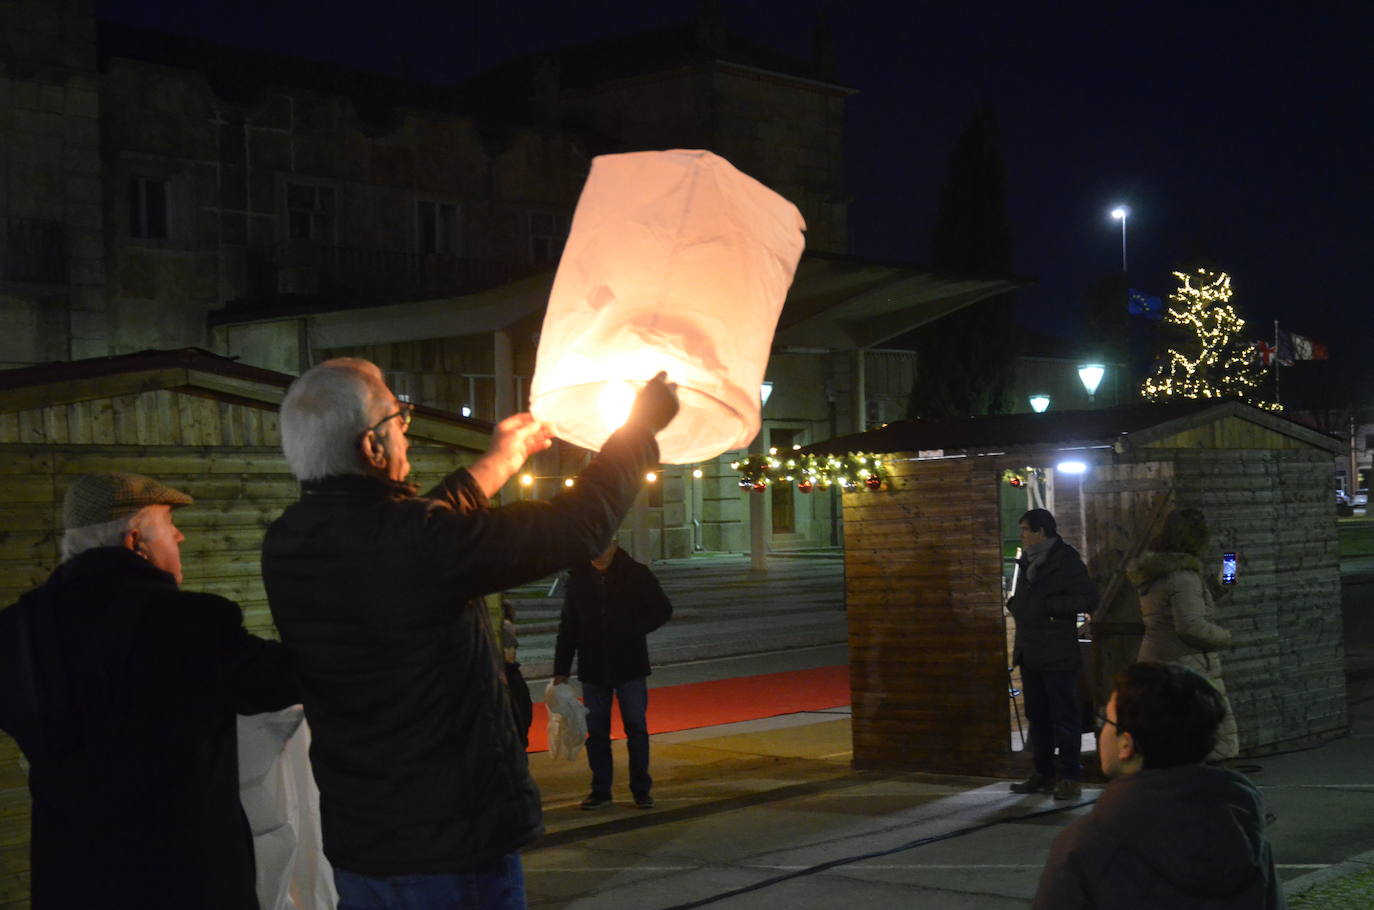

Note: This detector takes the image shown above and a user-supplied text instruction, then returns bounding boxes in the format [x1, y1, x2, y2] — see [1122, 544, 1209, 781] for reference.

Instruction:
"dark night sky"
[98, 1, 1374, 361]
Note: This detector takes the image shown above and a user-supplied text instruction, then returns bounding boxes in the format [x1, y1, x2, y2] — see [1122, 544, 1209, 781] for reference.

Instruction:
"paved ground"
[511, 554, 1374, 908]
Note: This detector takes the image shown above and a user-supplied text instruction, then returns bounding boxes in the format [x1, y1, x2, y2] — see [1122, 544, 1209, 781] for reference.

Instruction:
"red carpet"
[527, 665, 849, 753]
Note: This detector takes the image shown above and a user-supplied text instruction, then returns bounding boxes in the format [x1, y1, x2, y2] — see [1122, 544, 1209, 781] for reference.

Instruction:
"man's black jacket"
[1008, 537, 1099, 672]
[261, 423, 657, 876]
[0, 547, 299, 910]
[553, 548, 672, 687]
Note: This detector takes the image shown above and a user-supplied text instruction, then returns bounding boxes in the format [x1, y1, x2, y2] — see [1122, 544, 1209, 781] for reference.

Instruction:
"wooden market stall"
[0, 348, 489, 906]
[805, 400, 1346, 777]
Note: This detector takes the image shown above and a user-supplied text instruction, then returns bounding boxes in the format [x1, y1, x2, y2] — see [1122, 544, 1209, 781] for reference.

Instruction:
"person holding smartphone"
[1126, 508, 1239, 761]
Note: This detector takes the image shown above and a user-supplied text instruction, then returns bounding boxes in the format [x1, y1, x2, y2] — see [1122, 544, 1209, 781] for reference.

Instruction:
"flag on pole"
[1127, 289, 1163, 320]
[1253, 340, 1277, 366]
[1276, 328, 1329, 365]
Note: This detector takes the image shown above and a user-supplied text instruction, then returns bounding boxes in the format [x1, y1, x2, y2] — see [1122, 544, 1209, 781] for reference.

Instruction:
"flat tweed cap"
[63, 473, 194, 529]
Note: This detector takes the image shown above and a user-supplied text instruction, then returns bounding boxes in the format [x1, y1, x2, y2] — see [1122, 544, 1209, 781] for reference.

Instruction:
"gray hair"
[61, 514, 137, 561]
[60, 505, 171, 562]
[280, 358, 391, 482]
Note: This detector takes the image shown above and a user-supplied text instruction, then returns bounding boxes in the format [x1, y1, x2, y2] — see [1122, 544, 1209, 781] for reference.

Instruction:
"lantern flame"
[597, 380, 636, 433]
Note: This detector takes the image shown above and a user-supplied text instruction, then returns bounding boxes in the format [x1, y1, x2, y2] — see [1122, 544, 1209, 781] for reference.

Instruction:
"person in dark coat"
[261, 358, 677, 910]
[0, 473, 300, 910]
[1034, 661, 1284, 909]
[1007, 508, 1098, 800]
[552, 540, 673, 810]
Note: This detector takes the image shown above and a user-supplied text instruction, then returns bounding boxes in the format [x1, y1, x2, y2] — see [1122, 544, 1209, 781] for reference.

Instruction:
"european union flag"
[1127, 289, 1163, 320]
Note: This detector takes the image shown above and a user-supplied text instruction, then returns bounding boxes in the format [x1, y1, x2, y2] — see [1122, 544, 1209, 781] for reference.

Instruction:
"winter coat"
[1128, 550, 1239, 759]
[0, 547, 299, 910]
[553, 548, 673, 687]
[1033, 764, 1285, 909]
[261, 423, 657, 876]
[1008, 537, 1098, 672]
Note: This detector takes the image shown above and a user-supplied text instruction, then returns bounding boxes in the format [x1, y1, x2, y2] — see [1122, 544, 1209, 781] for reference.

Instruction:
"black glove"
[626, 371, 680, 434]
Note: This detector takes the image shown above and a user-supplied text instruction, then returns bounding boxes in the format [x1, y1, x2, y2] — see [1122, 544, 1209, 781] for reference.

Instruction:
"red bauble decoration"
[797, 480, 814, 493]
[1009, 475, 1024, 487]
[752, 481, 767, 492]
[865, 475, 882, 490]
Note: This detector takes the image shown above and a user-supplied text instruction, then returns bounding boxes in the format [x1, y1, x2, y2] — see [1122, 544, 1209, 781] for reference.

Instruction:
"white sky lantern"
[529, 149, 806, 464]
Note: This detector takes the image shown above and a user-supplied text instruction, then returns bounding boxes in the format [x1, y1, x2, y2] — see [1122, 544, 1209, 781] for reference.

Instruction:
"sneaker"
[579, 794, 612, 810]
[1053, 779, 1083, 801]
[633, 794, 655, 810]
[1010, 774, 1054, 794]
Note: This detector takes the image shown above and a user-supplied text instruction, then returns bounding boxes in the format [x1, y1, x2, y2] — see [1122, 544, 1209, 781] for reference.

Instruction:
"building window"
[1364, 434, 1374, 451]
[129, 177, 169, 239]
[529, 211, 570, 265]
[287, 183, 336, 241]
[770, 428, 800, 534]
[418, 201, 460, 256]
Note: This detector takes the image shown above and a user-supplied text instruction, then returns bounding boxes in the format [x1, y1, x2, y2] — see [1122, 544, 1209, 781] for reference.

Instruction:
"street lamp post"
[1111, 206, 1128, 272]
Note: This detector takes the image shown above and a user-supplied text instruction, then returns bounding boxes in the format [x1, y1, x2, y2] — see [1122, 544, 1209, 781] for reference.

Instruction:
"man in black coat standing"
[1008, 508, 1099, 800]
[553, 540, 673, 810]
[0, 473, 300, 909]
[262, 358, 678, 910]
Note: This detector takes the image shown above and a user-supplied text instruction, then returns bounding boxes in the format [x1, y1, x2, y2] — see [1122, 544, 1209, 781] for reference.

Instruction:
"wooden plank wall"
[0, 391, 478, 908]
[1159, 448, 1346, 753]
[845, 455, 1013, 775]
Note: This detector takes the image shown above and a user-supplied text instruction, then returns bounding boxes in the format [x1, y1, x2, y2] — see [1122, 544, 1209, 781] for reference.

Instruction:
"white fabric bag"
[544, 681, 589, 762]
[237, 707, 337, 910]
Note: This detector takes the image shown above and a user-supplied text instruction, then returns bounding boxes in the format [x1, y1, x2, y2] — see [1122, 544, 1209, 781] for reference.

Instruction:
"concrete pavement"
[510, 553, 1374, 908]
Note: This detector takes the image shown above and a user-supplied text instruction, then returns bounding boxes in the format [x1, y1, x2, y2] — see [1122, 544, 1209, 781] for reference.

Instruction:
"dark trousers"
[582, 677, 651, 800]
[334, 854, 525, 910]
[1021, 668, 1082, 780]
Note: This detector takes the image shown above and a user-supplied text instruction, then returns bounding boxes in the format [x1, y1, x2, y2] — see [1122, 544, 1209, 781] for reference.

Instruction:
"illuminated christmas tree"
[1139, 268, 1276, 408]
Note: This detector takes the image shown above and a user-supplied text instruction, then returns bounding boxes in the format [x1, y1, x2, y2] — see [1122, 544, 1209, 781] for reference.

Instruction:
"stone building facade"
[1, 4, 1019, 558]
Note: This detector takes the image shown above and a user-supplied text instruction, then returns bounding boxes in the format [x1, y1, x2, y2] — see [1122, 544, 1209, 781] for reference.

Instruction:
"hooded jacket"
[1033, 764, 1285, 909]
[1128, 551, 1232, 664]
[0, 547, 299, 910]
[1127, 551, 1239, 759]
[262, 422, 657, 876]
[1008, 536, 1098, 671]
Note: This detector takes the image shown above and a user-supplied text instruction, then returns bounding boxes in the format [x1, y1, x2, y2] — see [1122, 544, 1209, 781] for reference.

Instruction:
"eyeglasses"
[364, 401, 413, 438]
[1094, 711, 1120, 735]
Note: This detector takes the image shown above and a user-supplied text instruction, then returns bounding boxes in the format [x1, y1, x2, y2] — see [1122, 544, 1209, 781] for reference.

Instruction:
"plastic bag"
[544, 681, 589, 761]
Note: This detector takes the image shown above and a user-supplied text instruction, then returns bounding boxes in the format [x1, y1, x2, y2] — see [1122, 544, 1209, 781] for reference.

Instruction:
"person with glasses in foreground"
[1033, 662, 1284, 910]
[262, 357, 678, 910]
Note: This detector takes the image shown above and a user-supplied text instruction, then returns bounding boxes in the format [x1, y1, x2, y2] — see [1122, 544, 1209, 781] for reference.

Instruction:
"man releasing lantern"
[529, 150, 806, 464]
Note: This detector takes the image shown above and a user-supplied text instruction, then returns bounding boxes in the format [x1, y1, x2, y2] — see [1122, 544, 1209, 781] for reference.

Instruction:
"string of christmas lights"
[1139, 268, 1279, 410]
[732, 448, 888, 492]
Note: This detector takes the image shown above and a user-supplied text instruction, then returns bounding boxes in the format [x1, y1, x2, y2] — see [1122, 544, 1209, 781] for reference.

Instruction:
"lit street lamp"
[1078, 363, 1105, 404]
[1110, 206, 1128, 272]
[1028, 394, 1051, 413]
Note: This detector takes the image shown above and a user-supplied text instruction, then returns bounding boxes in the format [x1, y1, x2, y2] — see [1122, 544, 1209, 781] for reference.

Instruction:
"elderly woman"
[1126, 508, 1239, 761]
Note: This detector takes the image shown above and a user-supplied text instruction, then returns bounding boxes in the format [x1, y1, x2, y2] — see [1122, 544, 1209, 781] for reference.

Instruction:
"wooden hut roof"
[0, 348, 491, 452]
[802, 399, 1344, 459]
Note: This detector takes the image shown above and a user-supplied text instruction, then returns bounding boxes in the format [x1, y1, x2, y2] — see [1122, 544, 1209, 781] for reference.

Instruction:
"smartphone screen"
[1221, 552, 1237, 585]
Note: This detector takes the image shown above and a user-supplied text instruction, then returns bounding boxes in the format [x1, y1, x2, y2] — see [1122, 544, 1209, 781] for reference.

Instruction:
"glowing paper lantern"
[529, 150, 806, 464]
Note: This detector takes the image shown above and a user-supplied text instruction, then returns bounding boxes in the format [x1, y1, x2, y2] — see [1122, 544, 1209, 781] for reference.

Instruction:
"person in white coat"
[1126, 508, 1238, 761]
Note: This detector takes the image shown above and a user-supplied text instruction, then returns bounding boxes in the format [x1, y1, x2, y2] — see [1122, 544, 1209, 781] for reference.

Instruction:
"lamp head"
[1028, 394, 1051, 414]
[1111, 207, 1128, 220]
[1078, 363, 1106, 397]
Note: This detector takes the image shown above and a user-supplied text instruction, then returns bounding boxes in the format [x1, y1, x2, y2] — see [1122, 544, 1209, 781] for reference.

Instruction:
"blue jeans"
[1021, 668, 1082, 780]
[582, 677, 651, 800]
[334, 854, 526, 910]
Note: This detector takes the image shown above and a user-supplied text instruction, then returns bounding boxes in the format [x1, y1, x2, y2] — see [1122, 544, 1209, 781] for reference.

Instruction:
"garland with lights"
[731, 450, 889, 492]
[1139, 268, 1279, 409]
